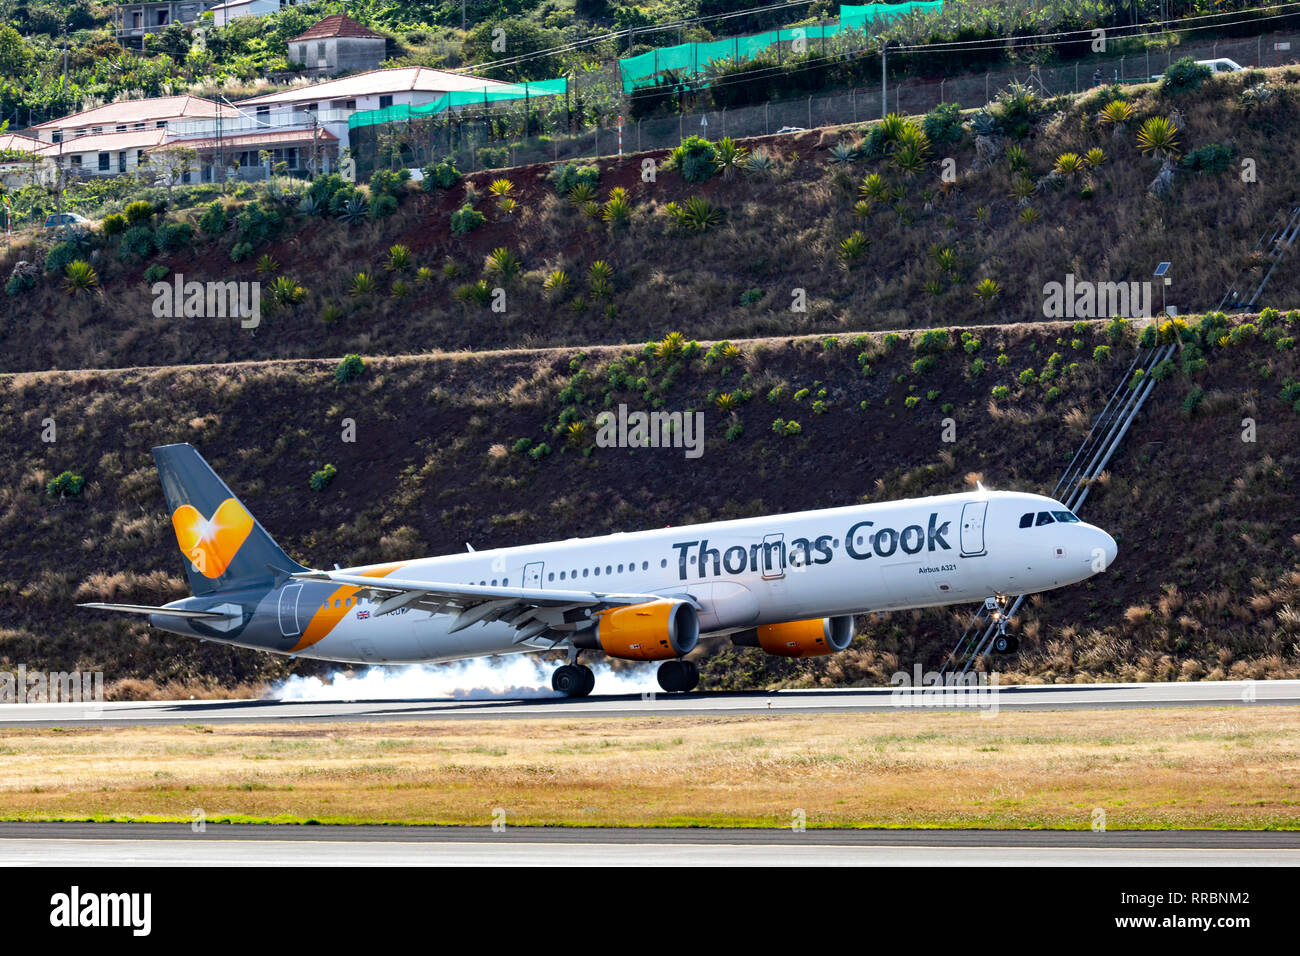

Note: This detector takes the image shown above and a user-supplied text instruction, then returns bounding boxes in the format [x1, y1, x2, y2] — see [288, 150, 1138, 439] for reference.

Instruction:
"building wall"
[289, 36, 386, 76]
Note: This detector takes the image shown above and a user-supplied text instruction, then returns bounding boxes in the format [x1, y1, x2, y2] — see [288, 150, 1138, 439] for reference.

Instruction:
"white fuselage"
[281, 489, 1116, 664]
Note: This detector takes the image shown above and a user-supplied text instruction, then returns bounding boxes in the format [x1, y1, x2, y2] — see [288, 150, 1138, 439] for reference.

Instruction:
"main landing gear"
[552, 663, 595, 698]
[656, 659, 700, 694]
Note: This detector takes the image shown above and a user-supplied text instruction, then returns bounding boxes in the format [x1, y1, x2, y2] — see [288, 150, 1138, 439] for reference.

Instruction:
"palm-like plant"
[1084, 147, 1106, 167]
[891, 138, 930, 175]
[1098, 99, 1134, 127]
[838, 231, 870, 266]
[715, 393, 737, 412]
[1136, 116, 1180, 159]
[63, 260, 98, 297]
[488, 178, 514, 197]
[1005, 144, 1030, 172]
[1010, 175, 1036, 200]
[930, 246, 958, 273]
[338, 197, 369, 223]
[859, 172, 889, 202]
[255, 253, 279, 275]
[270, 275, 306, 306]
[568, 182, 599, 205]
[386, 244, 412, 271]
[714, 137, 747, 178]
[1054, 152, 1085, 178]
[973, 278, 1002, 302]
[543, 269, 571, 297]
[667, 196, 723, 232]
[602, 189, 632, 227]
[828, 142, 856, 165]
[743, 148, 775, 177]
[852, 199, 874, 218]
[588, 260, 614, 298]
[654, 331, 687, 362]
[483, 247, 522, 284]
[350, 271, 376, 296]
[878, 113, 909, 143]
[1018, 206, 1040, 225]
[415, 266, 435, 283]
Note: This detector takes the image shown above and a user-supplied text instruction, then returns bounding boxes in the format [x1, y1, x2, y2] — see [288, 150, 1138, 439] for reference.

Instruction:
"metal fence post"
[985, 72, 990, 103]
[1075, 63, 1079, 93]
[807, 95, 812, 129]
[722, 106, 726, 137]
[852, 88, 857, 122]
[940, 78, 945, 103]
[765, 102, 769, 134]
[679, 112, 684, 142]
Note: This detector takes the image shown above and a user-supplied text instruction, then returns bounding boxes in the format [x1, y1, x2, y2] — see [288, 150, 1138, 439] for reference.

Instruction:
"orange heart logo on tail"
[171, 498, 254, 579]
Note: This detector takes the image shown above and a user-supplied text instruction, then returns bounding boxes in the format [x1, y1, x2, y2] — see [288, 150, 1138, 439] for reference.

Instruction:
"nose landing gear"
[984, 594, 1020, 655]
[656, 659, 700, 693]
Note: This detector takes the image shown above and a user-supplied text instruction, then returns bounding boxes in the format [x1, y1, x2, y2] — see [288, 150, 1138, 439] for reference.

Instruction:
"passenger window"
[606, 565, 612, 575]
[1019, 513, 1033, 529]
[1036, 512, 1055, 526]
[559, 572, 565, 580]
[593, 567, 600, 576]
[617, 564, 623, 573]
[548, 572, 554, 581]
[582, 568, 589, 577]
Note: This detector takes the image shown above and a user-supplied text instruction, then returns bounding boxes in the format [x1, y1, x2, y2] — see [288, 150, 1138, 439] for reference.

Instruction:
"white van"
[1151, 58, 1245, 81]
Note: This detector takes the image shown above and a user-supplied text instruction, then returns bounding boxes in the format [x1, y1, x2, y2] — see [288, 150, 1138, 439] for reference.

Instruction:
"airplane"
[81, 444, 1118, 697]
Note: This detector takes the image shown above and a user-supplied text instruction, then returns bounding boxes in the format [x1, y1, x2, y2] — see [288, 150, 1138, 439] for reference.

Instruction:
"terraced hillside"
[2, 314, 1298, 696]
[4, 66, 1300, 373]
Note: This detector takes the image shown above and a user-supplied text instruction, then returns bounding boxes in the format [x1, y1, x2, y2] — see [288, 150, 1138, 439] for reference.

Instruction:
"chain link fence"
[354, 29, 1300, 178]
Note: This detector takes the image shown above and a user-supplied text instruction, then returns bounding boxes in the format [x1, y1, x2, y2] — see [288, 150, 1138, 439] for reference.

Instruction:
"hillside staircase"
[1217, 205, 1300, 313]
[939, 340, 1177, 677]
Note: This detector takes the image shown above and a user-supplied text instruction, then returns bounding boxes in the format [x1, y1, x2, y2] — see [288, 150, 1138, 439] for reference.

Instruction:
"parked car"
[1151, 58, 1244, 81]
[43, 212, 95, 238]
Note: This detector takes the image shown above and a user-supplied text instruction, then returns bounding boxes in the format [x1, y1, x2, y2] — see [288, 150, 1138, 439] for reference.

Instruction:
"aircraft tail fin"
[152, 443, 307, 596]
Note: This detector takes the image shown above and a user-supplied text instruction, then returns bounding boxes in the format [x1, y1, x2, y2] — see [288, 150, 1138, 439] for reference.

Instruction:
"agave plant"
[713, 137, 748, 178]
[828, 142, 856, 165]
[255, 253, 279, 275]
[415, 266, 435, 284]
[852, 199, 874, 218]
[338, 197, 369, 224]
[968, 110, 999, 138]
[1084, 147, 1107, 167]
[878, 113, 909, 143]
[1241, 82, 1277, 110]
[743, 148, 775, 177]
[1136, 116, 1180, 159]
[297, 195, 325, 217]
[930, 246, 958, 273]
[63, 260, 98, 297]
[566, 421, 588, 446]
[543, 269, 571, 297]
[891, 137, 930, 175]
[1018, 206, 1040, 225]
[973, 277, 1002, 302]
[455, 279, 493, 306]
[386, 244, 412, 272]
[1005, 144, 1030, 172]
[496, 196, 517, 218]
[269, 275, 307, 306]
[588, 260, 614, 298]
[667, 196, 722, 233]
[924, 279, 945, 297]
[488, 178, 514, 197]
[837, 231, 870, 266]
[715, 392, 737, 412]
[390, 279, 411, 299]
[1009, 175, 1036, 200]
[483, 247, 522, 284]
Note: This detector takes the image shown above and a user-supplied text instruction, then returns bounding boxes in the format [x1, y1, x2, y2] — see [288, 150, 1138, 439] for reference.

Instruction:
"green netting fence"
[619, 2, 944, 92]
[348, 77, 570, 132]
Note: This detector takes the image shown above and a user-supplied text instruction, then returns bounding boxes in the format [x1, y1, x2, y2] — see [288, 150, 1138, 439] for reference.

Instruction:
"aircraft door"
[278, 583, 302, 637]
[960, 501, 988, 557]
[523, 562, 544, 588]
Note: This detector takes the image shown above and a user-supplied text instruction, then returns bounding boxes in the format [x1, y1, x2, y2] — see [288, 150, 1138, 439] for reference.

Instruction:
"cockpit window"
[1052, 511, 1080, 523]
[1035, 511, 1055, 526]
[1019, 513, 1034, 529]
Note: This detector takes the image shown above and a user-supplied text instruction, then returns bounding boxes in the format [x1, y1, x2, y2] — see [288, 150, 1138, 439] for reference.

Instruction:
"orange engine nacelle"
[731, 617, 855, 658]
[573, 600, 700, 661]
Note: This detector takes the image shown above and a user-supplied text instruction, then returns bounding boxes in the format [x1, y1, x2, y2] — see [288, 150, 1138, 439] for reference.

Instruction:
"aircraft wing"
[290, 570, 684, 644]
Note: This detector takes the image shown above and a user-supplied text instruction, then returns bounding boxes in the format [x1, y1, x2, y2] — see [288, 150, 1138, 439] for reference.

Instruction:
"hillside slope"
[4, 68, 1300, 373]
[2, 316, 1298, 695]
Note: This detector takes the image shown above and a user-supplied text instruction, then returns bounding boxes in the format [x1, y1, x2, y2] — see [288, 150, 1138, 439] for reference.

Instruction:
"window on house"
[70, 155, 81, 166]
[52, 132, 62, 144]
[379, 95, 393, 109]
[316, 41, 326, 61]
[156, 121, 167, 129]
[115, 125, 125, 133]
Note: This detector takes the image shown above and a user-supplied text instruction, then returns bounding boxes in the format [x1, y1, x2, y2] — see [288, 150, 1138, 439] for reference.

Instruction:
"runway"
[0, 679, 1295, 727]
[1, 823, 1297, 866]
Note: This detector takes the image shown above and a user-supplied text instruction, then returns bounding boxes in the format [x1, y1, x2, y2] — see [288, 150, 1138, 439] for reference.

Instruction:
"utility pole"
[879, 37, 887, 120]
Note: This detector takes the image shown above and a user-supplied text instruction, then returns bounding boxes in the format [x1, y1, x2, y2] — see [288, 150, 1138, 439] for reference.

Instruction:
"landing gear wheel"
[552, 664, 593, 698]
[992, 634, 1020, 655]
[657, 659, 698, 693]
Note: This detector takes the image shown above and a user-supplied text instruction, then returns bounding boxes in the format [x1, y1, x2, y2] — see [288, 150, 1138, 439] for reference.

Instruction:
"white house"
[28, 95, 241, 146]
[286, 14, 387, 77]
[211, 0, 300, 27]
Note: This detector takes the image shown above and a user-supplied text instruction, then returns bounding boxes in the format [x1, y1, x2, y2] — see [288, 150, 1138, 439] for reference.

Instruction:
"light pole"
[878, 36, 887, 120]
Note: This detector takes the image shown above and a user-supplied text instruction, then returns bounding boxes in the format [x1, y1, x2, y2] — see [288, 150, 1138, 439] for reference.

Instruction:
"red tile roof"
[163, 127, 340, 151]
[289, 14, 386, 42]
[30, 95, 240, 131]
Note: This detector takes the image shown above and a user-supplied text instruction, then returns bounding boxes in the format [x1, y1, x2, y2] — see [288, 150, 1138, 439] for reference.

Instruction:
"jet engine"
[573, 600, 700, 661]
[731, 617, 854, 658]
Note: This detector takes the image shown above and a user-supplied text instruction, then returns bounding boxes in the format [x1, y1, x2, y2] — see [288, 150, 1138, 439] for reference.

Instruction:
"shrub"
[269, 275, 307, 306]
[235, 205, 283, 244]
[1162, 57, 1212, 93]
[913, 328, 951, 354]
[992, 385, 1010, 399]
[922, 102, 964, 145]
[118, 226, 157, 261]
[1180, 143, 1233, 174]
[838, 231, 870, 266]
[124, 200, 154, 225]
[450, 204, 485, 235]
[63, 260, 98, 297]
[421, 161, 461, 191]
[101, 213, 128, 236]
[529, 442, 551, 459]
[156, 221, 193, 252]
[334, 354, 365, 383]
[46, 471, 86, 497]
[198, 201, 227, 236]
[371, 194, 398, 218]
[349, 272, 376, 296]
[483, 247, 522, 284]
[547, 162, 599, 196]
[143, 263, 169, 284]
[386, 244, 412, 271]
[665, 196, 722, 232]
[309, 463, 338, 491]
[229, 241, 254, 262]
[1093, 344, 1111, 362]
[668, 135, 718, 183]
[44, 241, 81, 276]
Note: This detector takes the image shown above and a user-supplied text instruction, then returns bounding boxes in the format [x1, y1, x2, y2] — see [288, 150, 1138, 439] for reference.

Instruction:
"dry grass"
[0, 708, 1298, 829]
